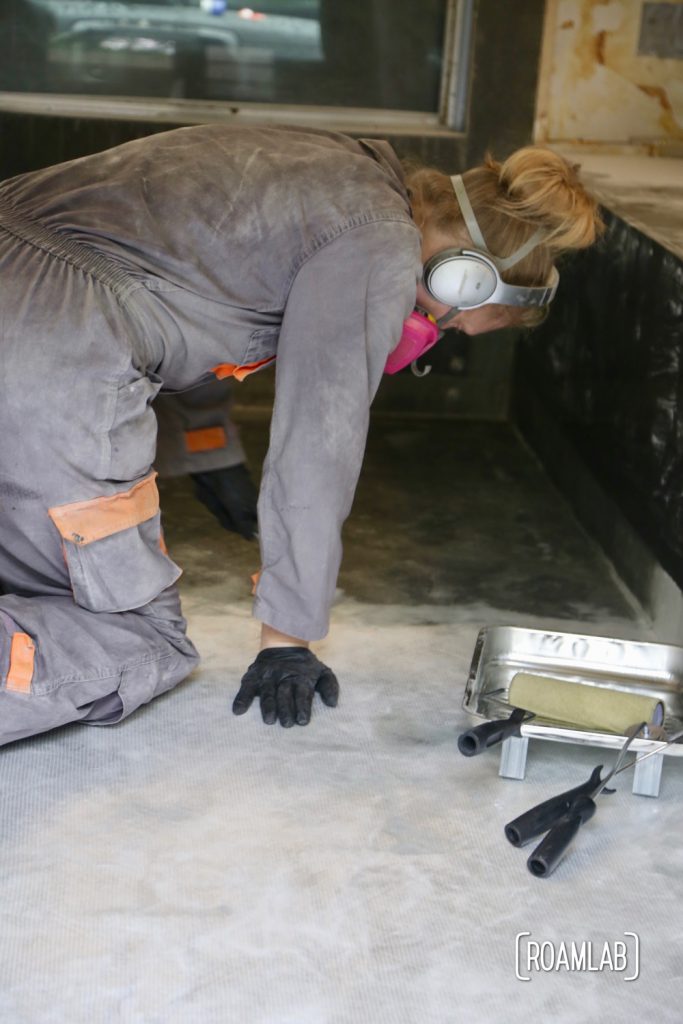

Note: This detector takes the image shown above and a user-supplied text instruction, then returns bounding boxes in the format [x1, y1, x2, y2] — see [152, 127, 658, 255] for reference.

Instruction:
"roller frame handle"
[504, 765, 603, 846]
[526, 795, 597, 878]
[457, 708, 527, 757]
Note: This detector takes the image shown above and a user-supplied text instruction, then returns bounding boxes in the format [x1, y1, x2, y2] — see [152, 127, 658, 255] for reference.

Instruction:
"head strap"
[450, 174, 547, 271]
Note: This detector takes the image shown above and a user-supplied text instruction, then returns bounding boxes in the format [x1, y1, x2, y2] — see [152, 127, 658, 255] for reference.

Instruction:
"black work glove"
[232, 647, 340, 727]
[190, 464, 258, 540]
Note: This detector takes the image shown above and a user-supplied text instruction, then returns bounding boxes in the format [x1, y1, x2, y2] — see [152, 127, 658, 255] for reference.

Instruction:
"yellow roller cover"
[508, 673, 665, 734]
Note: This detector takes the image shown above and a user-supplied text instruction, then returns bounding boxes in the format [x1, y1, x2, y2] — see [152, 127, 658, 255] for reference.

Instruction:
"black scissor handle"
[526, 796, 597, 877]
[504, 765, 603, 847]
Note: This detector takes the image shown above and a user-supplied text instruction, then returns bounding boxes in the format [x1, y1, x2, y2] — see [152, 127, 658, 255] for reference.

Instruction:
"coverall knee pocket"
[48, 473, 181, 614]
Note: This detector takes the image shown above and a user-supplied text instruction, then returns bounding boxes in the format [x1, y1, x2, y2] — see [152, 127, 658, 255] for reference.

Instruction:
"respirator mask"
[385, 173, 559, 376]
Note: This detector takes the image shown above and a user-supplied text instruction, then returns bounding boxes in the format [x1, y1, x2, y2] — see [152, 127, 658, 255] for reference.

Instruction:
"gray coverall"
[0, 125, 421, 745]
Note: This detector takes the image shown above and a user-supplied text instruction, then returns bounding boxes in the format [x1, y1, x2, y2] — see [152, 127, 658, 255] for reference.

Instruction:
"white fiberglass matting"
[1, 596, 681, 1024]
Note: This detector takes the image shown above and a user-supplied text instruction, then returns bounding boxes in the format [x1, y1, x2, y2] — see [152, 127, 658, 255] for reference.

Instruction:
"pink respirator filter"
[384, 310, 441, 375]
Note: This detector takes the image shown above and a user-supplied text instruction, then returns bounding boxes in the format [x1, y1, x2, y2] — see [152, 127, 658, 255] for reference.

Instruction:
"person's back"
[0, 124, 419, 389]
[0, 124, 414, 304]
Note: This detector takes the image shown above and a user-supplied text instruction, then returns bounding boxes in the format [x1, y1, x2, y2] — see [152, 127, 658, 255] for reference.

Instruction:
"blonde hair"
[405, 146, 603, 327]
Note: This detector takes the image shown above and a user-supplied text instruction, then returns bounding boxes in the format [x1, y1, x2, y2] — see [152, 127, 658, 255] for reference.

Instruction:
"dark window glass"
[0, 0, 449, 112]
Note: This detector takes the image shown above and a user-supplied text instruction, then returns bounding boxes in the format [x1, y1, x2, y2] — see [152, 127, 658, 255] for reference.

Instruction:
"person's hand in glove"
[190, 464, 258, 540]
[233, 647, 340, 727]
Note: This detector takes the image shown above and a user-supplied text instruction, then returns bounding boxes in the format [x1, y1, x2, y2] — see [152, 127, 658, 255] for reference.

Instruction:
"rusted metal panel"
[536, 0, 683, 148]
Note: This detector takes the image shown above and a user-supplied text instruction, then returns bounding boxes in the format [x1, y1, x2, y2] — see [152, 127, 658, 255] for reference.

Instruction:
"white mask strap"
[496, 227, 547, 270]
[450, 174, 487, 251]
[450, 174, 547, 271]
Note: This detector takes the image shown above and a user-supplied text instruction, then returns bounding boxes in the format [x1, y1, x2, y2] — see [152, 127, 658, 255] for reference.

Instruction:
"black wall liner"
[516, 209, 683, 590]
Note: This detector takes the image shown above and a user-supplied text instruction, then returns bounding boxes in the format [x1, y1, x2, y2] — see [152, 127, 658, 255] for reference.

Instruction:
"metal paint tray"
[463, 626, 683, 796]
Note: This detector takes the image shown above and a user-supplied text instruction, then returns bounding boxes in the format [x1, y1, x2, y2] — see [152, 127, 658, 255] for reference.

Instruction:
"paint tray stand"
[498, 732, 665, 796]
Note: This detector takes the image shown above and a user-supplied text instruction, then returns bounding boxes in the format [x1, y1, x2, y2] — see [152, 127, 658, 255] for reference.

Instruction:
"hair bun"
[495, 146, 602, 252]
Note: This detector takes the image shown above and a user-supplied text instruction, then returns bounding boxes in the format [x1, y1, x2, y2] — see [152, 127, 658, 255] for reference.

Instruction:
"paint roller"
[457, 672, 665, 756]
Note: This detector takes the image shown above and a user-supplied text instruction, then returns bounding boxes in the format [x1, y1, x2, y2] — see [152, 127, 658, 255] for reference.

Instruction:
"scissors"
[504, 723, 683, 877]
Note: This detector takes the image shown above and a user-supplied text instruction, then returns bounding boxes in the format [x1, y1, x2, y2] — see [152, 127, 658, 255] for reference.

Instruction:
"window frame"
[0, 0, 473, 135]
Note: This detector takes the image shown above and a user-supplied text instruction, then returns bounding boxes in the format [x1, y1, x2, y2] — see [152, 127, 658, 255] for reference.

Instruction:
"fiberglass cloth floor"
[0, 416, 680, 1024]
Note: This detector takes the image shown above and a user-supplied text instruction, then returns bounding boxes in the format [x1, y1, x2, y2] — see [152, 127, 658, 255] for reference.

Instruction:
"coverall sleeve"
[153, 378, 247, 477]
[252, 219, 420, 640]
